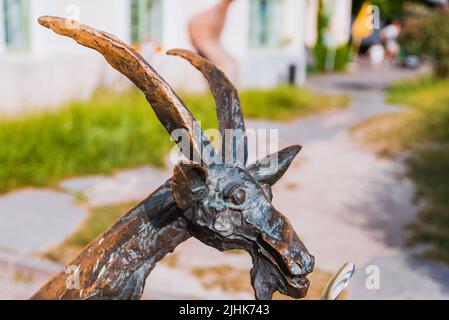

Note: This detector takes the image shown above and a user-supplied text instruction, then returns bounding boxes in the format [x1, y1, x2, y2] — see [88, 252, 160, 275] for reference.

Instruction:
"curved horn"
[167, 49, 247, 166]
[38, 16, 218, 165]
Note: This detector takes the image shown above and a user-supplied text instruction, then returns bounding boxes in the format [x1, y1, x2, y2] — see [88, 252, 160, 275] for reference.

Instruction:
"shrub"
[400, 5, 449, 78]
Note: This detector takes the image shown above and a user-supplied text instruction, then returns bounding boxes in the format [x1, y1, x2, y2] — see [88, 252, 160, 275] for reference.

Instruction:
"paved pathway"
[262, 66, 449, 299]
[0, 190, 86, 255]
[1, 65, 448, 299]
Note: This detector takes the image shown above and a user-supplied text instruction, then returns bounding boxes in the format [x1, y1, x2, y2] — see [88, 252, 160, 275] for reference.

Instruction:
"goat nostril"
[305, 255, 315, 273]
[299, 251, 315, 273]
[290, 262, 303, 276]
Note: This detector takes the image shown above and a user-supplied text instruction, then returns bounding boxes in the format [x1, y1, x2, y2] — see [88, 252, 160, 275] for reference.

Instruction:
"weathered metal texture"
[33, 16, 315, 300]
[37, 16, 217, 165]
[31, 180, 191, 300]
[167, 49, 247, 166]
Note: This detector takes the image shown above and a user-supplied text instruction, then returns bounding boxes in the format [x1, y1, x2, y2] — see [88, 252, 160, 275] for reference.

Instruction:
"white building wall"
[30, 0, 130, 55]
[235, 0, 307, 88]
[158, 0, 307, 91]
[150, 0, 219, 93]
[0, 4, 4, 53]
[222, 0, 250, 59]
[0, 0, 130, 114]
[0, 0, 309, 114]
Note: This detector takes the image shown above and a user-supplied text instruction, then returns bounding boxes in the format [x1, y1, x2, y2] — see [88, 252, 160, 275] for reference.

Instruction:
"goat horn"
[38, 16, 218, 165]
[167, 49, 247, 166]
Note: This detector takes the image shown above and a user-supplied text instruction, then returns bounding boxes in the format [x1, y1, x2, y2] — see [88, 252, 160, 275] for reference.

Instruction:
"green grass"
[387, 77, 449, 263]
[0, 86, 347, 194]
[406, 147, 449, 263]
[360, 76, 449, 263]
[240, 86, 348, 120]
[0, 90, 177, 193]
[387, 77, 449, 143]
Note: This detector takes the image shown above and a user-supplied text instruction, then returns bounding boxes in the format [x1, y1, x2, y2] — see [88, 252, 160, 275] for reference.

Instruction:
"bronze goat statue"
[32, 16, 315, 300]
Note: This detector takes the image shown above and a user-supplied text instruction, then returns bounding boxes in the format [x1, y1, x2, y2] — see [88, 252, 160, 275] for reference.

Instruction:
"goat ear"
[173, 162, 208, 210]
[247, 145, 301, 186]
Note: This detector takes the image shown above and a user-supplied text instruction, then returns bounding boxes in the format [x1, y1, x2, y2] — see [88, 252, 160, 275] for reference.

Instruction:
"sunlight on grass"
[240, 86, 348, 121]
[354, 76, 449, 263]
[0, 90, 176, 194]
[0, 87, 347, 194]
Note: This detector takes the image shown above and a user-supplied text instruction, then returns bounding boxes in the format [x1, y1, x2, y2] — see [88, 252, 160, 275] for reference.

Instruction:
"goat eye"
[230, 187, 246, 205]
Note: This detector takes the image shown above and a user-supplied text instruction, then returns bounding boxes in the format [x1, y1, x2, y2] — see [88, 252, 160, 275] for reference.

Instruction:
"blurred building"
[0, 0, 309, 113]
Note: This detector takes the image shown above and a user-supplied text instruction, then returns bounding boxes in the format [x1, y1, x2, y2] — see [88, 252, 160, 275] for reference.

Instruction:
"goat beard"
[250, 249, 310, 300]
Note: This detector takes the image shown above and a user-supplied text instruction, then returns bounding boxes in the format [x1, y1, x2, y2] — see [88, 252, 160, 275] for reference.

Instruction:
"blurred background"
[0, 0, 449, 300]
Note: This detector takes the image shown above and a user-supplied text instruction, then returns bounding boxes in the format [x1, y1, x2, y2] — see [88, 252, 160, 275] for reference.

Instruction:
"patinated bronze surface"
[32, 16, 315, 300]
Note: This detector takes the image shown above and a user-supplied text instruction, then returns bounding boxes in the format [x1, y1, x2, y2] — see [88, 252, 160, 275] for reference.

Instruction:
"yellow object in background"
[352, 2, 375, 40]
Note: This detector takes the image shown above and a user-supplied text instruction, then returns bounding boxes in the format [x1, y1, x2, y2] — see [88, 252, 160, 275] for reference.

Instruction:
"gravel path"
[0, 190, 86, 255]
[265, 66, 449, 299]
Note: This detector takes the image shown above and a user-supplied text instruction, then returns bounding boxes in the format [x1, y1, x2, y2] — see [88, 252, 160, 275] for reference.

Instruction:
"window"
[131, 0, 162, 45]
[2, 0, 30, 50]
[249, 0, 284, 49]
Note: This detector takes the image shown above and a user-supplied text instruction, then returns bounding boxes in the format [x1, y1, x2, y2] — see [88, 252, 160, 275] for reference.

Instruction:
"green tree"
[400, 5, 449, 78]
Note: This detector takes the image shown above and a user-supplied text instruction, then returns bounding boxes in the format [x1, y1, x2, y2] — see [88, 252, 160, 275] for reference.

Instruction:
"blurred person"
[381, 20, 402, 61]
[368, 42, 385, 70]
[385, 39, 400, 62]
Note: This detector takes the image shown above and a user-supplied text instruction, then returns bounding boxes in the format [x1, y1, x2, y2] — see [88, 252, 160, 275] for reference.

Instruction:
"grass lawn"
[240, 86, 348, 120]
[0, 86, 347, 194]
[354, 76, 449, 263]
